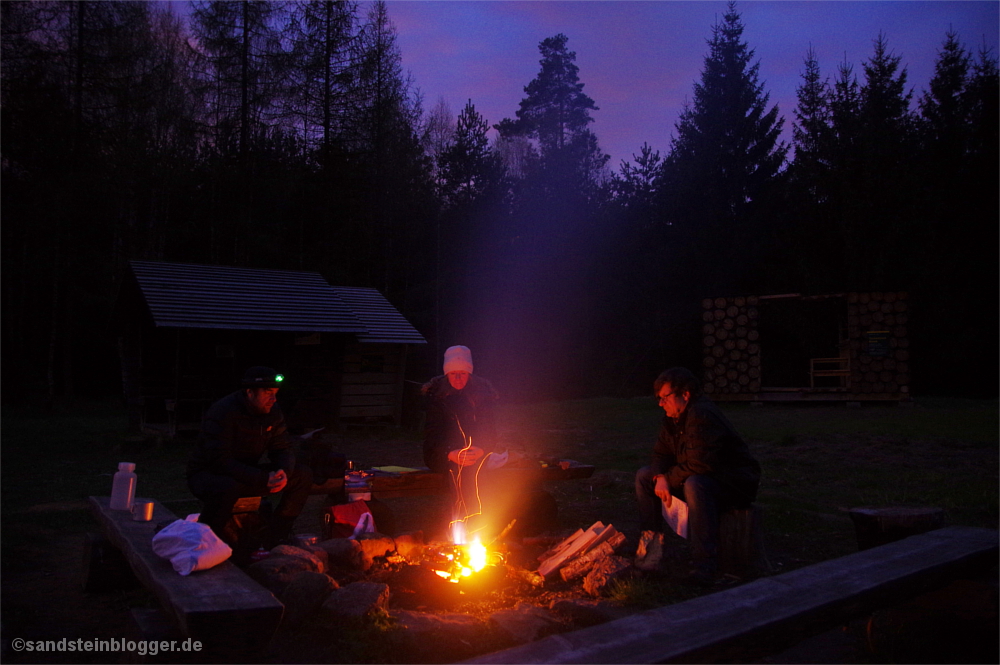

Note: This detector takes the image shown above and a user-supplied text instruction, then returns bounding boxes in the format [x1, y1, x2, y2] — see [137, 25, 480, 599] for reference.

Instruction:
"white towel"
[662, 497, 689, 539]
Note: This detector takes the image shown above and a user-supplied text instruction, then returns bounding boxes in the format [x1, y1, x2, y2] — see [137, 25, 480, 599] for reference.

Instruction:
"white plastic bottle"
[110, 462, 137, 510]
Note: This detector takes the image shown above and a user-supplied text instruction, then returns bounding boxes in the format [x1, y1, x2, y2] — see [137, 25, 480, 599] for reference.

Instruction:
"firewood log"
[559, 532, 627, 582]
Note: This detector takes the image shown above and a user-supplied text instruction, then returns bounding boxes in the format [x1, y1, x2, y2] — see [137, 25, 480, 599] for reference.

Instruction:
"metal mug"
[131, 500, 154, 522]
[296, 533, 319, 548]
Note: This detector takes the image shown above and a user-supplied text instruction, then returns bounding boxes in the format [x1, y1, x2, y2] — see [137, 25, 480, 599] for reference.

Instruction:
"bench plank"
[88, 496, 283, 656]
[465, 526, 998, 664]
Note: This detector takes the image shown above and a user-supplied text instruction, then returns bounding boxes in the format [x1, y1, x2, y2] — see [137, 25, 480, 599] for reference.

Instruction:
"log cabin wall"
[338, 342, 407, 427]
[703, 292, 910, 402]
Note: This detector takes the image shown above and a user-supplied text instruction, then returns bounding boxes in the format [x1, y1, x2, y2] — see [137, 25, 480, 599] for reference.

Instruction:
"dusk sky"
[384, 1, 999, 168]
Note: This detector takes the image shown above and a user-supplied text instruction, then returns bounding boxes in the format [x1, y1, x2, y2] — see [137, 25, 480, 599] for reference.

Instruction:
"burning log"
[505, 564, 545, 588]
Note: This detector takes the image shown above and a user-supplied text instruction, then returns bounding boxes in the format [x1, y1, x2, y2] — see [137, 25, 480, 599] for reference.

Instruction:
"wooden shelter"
[701, 292, 910, 402]
[114, 261, 426, 434]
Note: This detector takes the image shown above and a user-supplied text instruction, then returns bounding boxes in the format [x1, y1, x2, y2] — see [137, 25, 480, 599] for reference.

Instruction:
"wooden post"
[848, 506, 945, 551]
[718, 505, 772, 577]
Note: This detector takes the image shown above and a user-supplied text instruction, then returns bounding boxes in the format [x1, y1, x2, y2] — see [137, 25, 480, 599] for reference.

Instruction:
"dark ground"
[2, 398, 997, 663]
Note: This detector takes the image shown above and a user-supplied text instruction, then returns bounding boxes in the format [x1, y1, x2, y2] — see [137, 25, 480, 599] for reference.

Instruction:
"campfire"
[425, 535, 503, 585]
[422, 452, 510, 589]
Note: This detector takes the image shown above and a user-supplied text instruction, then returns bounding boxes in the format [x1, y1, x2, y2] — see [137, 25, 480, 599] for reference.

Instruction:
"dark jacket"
[651, 395, 760, 504]
[186, 390, 295, 486]
[421, 374, 499, 473]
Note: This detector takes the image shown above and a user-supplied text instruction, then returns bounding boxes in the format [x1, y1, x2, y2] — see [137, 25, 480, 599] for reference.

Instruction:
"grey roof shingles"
[331, 286, 428, 344]
[129, 261, 424, 343]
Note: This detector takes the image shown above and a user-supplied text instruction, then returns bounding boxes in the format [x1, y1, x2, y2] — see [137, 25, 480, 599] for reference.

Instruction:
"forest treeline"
[2, 1, 997, 403]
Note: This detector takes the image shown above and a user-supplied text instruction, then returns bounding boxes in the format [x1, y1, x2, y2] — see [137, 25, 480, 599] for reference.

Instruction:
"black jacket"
[186, 390, 295, 485]
[651, 395, 760, 504]
[421, 374, 499, 473]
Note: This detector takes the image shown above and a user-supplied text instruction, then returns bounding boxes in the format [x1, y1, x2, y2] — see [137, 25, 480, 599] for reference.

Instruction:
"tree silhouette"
[657, 1, 788, 295]
[500, 33, 609, 203]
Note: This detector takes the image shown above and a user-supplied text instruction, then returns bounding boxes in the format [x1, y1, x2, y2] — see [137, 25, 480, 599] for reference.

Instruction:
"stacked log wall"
[700, 296, 762, 397]
[702, 292, 909, 400]
[846, 291, 910, 396]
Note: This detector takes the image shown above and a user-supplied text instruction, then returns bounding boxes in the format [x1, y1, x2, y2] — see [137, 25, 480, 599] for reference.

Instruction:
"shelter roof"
[331, 286, 427, 344]
[127, 261, 424, 343]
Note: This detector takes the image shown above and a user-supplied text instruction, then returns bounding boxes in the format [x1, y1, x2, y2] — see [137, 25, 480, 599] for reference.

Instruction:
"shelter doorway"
[757, 296, 847, 389]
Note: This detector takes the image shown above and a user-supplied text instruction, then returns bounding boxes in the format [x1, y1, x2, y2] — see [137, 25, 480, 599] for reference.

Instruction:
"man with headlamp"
[187, 366, 312, 550]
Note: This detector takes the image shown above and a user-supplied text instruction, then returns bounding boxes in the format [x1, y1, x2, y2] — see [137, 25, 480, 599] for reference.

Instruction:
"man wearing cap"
[187, 366, 312, 549]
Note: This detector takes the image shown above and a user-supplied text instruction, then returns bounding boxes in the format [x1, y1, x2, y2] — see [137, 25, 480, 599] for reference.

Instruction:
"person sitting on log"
[421, 345, 500, 538]
[635, 367, 761, 585]
[187, 366, 312, 551]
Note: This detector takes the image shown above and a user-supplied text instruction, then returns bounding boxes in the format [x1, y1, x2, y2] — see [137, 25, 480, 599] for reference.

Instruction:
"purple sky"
[385, 1, 999, 169]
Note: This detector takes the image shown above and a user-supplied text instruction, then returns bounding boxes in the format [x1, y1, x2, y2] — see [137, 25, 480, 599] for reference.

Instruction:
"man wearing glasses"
[634, 367, 760, 585]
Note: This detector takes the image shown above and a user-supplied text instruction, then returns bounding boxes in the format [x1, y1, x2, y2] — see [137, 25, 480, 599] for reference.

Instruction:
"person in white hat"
[421, 345, 499, 473]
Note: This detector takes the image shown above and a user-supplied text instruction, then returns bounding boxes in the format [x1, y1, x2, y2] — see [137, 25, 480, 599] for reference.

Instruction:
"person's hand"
[267, 469, 288, 493]
[654, 475, 671, 507]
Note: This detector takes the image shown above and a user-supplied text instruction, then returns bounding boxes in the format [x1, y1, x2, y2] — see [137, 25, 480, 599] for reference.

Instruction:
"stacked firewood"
[533, 522, 630, 596]
[701, 296, 761, 395]
[847, 291, 910, 394]
[702, 292, 910, 396]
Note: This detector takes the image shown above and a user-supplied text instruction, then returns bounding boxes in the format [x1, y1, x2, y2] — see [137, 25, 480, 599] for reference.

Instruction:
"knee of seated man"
[635, 465, 656, 485]
[682, 474, 719, 497]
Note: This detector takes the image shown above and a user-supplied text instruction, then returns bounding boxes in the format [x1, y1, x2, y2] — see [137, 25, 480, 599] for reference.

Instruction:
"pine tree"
[610, 143, 663, 228]
[288, 0, 360, 159]
[919, 31, 970, 149]
[657, 1, 787, 294]
[348, 0, 432, 292]
[500, 33, 609, 197]
[438, 100, 502, 208]
[791, 47, 832, 188]
[191, 1, 290, 157]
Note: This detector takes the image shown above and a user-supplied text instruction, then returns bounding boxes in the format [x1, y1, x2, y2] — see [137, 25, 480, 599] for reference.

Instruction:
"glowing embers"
[427, 535, 503, 585]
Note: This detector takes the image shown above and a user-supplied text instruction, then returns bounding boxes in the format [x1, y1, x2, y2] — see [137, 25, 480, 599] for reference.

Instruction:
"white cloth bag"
[151, 514, 232, 576]
[662, 497, 689, 539]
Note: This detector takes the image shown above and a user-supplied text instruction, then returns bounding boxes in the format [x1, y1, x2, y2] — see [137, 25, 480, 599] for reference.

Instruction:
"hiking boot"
[635, 530, 664, 571]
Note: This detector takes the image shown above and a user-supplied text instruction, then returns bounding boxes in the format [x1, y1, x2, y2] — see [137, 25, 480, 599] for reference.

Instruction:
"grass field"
[2, 395, 997, 663]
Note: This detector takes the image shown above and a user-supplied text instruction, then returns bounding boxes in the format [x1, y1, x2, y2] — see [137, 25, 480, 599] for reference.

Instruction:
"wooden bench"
[464, 525, 999, 664]
[87, 496, 283, 659]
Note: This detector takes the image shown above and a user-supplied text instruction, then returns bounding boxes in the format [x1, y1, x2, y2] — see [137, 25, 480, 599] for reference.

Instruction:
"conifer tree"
[657, 1, 787, 294]
[438, 100, 502, 209]
[288, 0, 359, 160]
[500, 33, 608, 198]
[791, 47, 832, 189]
